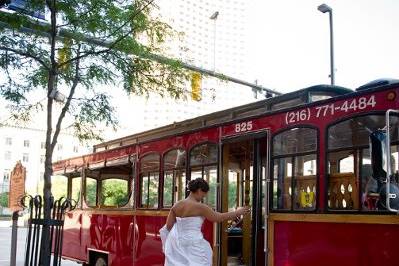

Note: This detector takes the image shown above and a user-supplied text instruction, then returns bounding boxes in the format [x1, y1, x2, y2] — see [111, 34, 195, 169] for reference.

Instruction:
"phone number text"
[285, 95, 376, 124]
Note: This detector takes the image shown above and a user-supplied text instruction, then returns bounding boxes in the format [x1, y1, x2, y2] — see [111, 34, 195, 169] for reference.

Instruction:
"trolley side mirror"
[370, 130, 387, 184]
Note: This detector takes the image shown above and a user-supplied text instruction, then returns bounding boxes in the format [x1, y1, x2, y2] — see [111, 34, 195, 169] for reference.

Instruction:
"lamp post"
[210, 11, 219, 72]
[318, 3, 335, 85]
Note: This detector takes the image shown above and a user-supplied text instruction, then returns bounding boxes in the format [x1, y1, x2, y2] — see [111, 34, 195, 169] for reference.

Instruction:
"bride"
[160, 178, 250, 266]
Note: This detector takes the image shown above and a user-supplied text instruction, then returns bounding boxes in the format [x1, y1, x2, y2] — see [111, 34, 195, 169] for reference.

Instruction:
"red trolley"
[54, 79, 399, 266]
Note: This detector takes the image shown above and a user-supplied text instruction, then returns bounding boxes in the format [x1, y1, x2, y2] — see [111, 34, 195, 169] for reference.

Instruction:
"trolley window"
[100, 178, 129, 207]
[163, 149, 186, 207]
[71, 177, 81, 203]
[139, 153, 160, 208]
[51, 174, 81, 204]
[272, 127, 317, 211]
[51, 175, 68, 200]
[327, 114, 399, 211]
[85, 177, 97, 207]
[190, 143, 218, 208]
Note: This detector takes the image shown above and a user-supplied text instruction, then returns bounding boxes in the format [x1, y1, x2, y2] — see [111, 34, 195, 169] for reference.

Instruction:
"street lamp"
[210, 11, 219, 72]
[49, 89, 66, 103]
[318, 3, 335, 85]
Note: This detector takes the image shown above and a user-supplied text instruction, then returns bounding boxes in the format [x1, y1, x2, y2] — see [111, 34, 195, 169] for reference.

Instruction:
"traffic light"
[0, 0, 11, 7]
[191, 72, 202, 101]
[58, 38, 73, 70]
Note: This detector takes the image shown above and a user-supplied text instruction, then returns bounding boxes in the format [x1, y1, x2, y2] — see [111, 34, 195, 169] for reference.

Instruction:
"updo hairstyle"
[188, 178, 209, 193]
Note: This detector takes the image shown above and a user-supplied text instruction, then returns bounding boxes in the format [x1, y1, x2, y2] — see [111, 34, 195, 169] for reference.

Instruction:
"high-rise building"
[136, 0, 257, 130]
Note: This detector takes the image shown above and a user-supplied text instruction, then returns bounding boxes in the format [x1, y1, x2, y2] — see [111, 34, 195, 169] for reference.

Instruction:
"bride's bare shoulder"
[171, 199, 189, 212]
[191, 202, 212, 213]
[172, 200, 210, 216]
[173, 199, 188, 207]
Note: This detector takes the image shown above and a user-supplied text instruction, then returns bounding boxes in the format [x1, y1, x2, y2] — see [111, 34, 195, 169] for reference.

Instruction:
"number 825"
[235, 121, 253, 133]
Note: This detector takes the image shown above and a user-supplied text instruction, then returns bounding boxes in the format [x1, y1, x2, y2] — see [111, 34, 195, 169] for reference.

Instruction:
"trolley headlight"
[387, 91, 396, 101]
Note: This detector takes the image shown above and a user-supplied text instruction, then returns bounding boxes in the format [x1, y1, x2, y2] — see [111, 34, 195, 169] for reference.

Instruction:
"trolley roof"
[93, 84, 352, 152]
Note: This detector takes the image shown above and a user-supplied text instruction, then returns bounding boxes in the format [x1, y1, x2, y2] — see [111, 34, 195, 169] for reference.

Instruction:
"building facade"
[137, 0, 258, 130]
[0, 125, 90, 208]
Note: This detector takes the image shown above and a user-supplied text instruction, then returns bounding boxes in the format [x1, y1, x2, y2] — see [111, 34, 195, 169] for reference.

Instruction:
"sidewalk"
[0, 219, 25, 228]
[0, 227, 79, 266]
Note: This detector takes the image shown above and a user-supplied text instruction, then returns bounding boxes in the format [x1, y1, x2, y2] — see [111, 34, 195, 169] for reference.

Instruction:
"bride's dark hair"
[188, 178, 209, 193]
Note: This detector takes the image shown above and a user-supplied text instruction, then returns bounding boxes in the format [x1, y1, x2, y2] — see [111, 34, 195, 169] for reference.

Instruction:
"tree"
[0, 0, 189, 264]
[0, 192, 8, 208]
[101, 179, 129, 206]
[86, 178, 97, 206]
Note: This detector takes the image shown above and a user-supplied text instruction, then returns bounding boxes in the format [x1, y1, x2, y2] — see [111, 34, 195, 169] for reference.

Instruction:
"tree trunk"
[40, 69, 55, 265]
[40, 0, 57, 264]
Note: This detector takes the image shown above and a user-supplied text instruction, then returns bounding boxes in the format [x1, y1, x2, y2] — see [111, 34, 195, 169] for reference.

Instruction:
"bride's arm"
[166, 207, 176, 231]
[199, 204, 249, 223]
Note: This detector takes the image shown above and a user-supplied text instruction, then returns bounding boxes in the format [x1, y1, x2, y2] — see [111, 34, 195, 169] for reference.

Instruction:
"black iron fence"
[20, 195, 76, 266]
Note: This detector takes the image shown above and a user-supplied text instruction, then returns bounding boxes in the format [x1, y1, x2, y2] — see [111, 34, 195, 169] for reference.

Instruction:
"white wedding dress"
[160, 216, 213, 266]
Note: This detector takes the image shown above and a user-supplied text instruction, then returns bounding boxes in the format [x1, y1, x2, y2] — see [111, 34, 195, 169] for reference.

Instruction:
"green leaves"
[70, 93, 118, 141]
[0, 192, 8, 208]
[0, 0, 190, 143]
[78, 93, 117, 126]
[29, 66, 49, 88]
[0, 83, 28, 103]
[86, 64, 115, 84]
[101, 179, 129, 206]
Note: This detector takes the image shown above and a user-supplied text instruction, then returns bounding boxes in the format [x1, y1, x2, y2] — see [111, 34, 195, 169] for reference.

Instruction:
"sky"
[46, 1, 399, 138]
[1, 0, 398, 141]
[247, 0, 399, 93]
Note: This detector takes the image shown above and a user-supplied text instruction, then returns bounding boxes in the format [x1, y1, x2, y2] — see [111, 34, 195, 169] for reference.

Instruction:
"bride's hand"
[235, 206, 251, 216]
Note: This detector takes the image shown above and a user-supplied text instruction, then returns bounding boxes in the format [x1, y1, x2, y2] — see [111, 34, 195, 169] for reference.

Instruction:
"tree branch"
[58, 0, 155, 69]
[49, 0, 57, 69]
[55, 0, 101, 29]
[0, 46, 49, 69]
[100, 0, 153, 41]
[51, 45, 81, 151]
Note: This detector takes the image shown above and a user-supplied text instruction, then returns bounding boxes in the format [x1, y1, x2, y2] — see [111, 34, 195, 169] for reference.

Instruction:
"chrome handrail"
[385, 109, 399, 213]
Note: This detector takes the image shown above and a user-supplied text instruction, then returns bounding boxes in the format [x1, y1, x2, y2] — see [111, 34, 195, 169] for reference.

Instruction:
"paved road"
[0, 227, 79, 266]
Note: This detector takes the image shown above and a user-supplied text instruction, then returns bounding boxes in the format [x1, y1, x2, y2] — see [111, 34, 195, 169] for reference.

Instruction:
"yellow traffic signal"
[191, 72, 202, 101]
[58, 38, 72, 70]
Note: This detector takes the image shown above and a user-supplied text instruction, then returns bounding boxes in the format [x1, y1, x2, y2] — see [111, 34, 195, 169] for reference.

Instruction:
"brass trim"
[68, 209, 169, 216]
